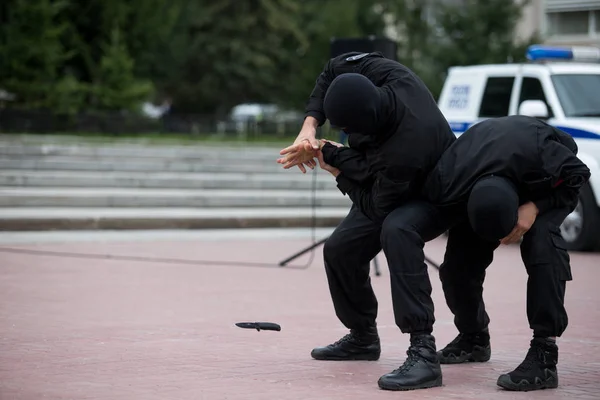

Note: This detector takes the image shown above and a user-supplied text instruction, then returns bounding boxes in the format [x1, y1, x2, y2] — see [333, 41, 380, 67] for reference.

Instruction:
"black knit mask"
[323, 73, 384, 135]
[467, 176, 519, 242]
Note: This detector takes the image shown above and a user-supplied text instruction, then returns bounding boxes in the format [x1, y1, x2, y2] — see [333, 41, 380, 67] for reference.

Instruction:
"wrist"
[303, 116, 319, 132]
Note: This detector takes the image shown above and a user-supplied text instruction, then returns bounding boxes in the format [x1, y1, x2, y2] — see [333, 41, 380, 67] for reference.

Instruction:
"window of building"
[479, 77, 514, 118]
[596, 10, 600, 33]
[547, 11, 590, 35]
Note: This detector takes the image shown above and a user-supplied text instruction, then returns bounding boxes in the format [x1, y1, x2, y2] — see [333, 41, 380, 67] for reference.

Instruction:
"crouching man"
[422, 115, 591, 391]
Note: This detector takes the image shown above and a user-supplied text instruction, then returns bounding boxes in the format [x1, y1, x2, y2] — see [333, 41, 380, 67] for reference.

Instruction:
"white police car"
[438, 45, 600, 252]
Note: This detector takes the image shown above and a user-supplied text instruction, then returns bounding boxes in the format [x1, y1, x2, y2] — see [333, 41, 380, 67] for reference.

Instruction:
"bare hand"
[316, 150, 340, 177]
[500, 202, 539, 245]
[277, 125, 320, 173]
[277, 140, 318, 172]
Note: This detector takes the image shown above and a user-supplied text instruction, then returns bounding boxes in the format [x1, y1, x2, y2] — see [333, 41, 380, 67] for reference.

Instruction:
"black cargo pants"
[322, 202, 456, 334]
[439, 207, 573, 338]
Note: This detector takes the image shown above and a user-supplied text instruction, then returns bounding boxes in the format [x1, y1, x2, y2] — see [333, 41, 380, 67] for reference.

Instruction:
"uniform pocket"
[550, 231, 573, 281]
[376, 175, 411, 212]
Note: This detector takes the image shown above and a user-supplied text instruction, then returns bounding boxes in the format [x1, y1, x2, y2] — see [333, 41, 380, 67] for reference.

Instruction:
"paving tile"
[0, 236, 598, 399]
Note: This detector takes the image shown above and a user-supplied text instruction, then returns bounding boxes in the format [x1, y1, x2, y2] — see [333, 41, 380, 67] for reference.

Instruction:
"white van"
[437, 45, 600, 252]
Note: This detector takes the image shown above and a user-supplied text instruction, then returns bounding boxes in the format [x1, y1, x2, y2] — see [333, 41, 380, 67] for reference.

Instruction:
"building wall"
[381, 0, 600, 47]
[516, 0, 600, 46]
[515, 0, 545, 42]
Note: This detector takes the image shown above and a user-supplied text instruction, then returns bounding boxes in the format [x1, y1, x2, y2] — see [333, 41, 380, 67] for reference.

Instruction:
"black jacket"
[307, 51, 456, 223]
[422, 115, 591, 214]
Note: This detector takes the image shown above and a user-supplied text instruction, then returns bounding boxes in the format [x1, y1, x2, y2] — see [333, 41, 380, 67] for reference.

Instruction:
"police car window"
[519, 78, 547, 103]
[479, 77, 514, 117]
[518, 77, 553, 117]
[551, 74, 600, 117]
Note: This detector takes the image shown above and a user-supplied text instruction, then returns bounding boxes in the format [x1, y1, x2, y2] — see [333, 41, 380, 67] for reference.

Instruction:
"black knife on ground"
[235, 322, 281, 332]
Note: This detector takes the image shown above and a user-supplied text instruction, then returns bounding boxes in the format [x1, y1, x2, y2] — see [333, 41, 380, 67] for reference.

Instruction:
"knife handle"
[256, 322, 281, 331]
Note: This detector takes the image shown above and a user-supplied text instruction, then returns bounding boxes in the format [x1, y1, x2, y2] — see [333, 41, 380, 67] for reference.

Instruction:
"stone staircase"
[0, 137, 351, 231]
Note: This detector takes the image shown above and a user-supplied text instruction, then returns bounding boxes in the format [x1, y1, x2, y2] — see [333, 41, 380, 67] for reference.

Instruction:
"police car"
[438, 45, 600, 252]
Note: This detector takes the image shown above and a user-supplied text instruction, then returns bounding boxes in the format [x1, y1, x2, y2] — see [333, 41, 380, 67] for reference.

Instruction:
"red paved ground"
[1, 235, 599, 400]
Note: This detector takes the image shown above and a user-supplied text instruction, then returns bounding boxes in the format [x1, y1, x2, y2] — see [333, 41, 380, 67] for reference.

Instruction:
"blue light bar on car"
[526, 45, 600, 62]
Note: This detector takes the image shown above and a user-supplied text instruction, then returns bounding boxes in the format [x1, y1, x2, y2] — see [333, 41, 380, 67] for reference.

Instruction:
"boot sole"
[497, 374, 558, 392]
[378, 375, 443, 391]
[438, 345, 491, 364]
[311, 352, 380, 361]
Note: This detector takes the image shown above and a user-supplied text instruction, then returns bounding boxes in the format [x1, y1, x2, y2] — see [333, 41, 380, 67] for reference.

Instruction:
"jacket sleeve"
[335, 171, 414, 224]
[304, 58, 336, 126]
[321, 142, 372, 186]
[533, 139, 591, 214]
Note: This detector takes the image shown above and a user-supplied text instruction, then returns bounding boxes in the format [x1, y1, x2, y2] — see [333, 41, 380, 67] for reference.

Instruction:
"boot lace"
[391, 347, 420, 375]
[515, 343, 546, 373]
[331, 333, 354, 346]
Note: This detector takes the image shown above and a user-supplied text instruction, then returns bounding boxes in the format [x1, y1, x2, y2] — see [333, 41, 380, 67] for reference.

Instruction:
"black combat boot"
[497, 337, 559, 391]
[310, 326, 380, 361]
[438, 330, 491, 364]
[377, 333, 442, 391]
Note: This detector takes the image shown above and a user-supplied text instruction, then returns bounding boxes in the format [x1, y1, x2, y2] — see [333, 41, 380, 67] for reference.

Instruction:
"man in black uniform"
[277, 51, 456, 391]
[421, 115, 591, 391]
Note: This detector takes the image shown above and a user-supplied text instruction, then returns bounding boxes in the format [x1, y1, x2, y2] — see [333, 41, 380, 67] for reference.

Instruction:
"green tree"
[0, 0, 79, 111]
[375, 0, 539, 98]
[92, 26, 154, 111]
[373, 0, 437, 95]
[428, 0, 540, 96]
[163, 0, 310, 115]
[283, 0, 387, 110]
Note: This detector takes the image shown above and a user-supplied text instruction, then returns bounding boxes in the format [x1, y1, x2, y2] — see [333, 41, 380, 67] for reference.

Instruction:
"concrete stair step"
[0, 207, 349, 231]
[0, 170, 337, 190]
[0, 140, 283, 157]
[0, 146, 284, 162]
[0, 187, 351, 208]
[0, 159, 297, 173]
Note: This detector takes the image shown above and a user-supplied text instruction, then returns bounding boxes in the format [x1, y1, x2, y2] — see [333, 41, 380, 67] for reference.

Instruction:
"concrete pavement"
[0, 231, 599, 399]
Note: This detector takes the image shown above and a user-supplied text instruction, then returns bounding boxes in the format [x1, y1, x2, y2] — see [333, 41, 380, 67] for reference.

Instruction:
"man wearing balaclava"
[276, 52, 457, 391]
[421, 115, 591, 392]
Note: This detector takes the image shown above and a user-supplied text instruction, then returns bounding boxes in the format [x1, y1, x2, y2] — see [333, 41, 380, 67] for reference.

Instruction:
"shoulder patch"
[345, 53, 369, 62]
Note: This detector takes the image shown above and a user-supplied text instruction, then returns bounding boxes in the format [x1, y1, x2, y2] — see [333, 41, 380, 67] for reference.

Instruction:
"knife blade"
[235, 322, 281, 331]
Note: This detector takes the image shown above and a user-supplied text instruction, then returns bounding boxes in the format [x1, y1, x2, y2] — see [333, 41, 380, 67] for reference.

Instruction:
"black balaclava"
[467, 176, 520, 242]
[323, 73, 384, 135]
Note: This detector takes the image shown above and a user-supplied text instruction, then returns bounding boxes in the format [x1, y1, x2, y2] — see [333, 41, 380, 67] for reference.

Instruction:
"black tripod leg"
[424, 255, 440, 270]
[372, 255, 381, 276]
[278, 235, 440, 270]
[278, 236, 329, 267]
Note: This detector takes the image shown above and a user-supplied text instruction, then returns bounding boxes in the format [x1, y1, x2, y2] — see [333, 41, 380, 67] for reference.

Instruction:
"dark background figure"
[422, 115, 591, 392]
[338, 129, 348, 145]
[278, 51, 456, 391]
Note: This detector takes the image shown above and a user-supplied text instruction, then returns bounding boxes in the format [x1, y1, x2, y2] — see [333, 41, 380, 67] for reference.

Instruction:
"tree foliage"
[0, 0, 74, 110]
[427, 0, 540, 95]
[0, 0, 539, 116]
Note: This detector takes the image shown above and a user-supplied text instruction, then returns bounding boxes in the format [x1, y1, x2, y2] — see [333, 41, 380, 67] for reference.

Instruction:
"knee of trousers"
[521, 225, 573, 281]
[438, 262, 473, 292]
[380, 218, 420, 248]
[323, 234, 346, 265]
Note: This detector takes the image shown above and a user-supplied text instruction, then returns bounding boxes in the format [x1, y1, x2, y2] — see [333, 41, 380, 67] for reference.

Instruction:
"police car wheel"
[560, 184, 600, 252]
